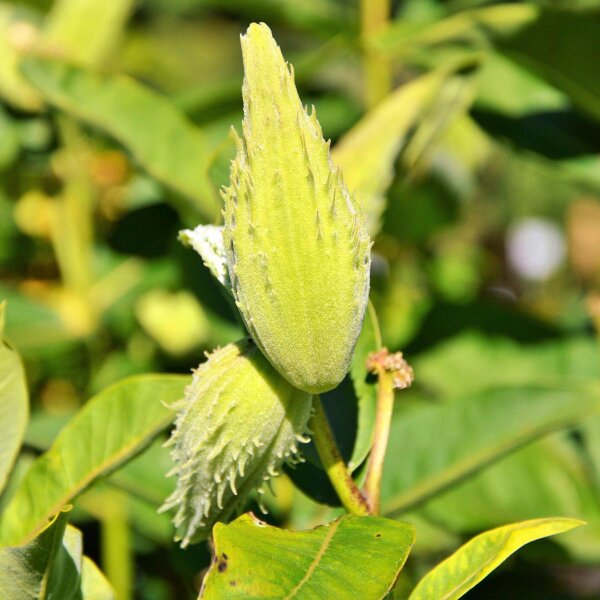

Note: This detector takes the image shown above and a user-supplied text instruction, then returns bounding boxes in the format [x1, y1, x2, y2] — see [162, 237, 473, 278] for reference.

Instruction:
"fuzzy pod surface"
[223, 23, 371, 394]
[160, 339, 312, 547]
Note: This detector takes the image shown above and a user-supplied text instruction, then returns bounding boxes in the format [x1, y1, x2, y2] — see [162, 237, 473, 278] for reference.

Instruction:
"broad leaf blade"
[419, 434, 600, 561]
[0, 508, 71, 600]
[201, 513, 415, 599]
[0, 508, 115, 600]
[408, 517, 583, 600]
[0, 374, 187, 546]
[0, 302, 29, 494]
[381, 385, 600, 516]
[21, 57, 218, 220]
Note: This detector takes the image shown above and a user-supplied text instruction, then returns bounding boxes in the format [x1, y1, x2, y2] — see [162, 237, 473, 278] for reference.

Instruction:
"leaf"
[408, 517, 584, 600]
[372, 4, 539, 59]
[0, 302, 29, 495]
[348, 301, 381, 470]
[81, 556, 115, 600]
[43, 0, 134, 67]
[200, 513, 415, 600]
[497, 9, 600, 122]
[0, 4, 42, 111]
[418, 434, 600, 562]
[413, 333, 600, 400]
[0, 508, 71, 599]
[381, 385, 600, 516]
[20, 57, 218, 220]
[0, 507, 114, 600]
[332, 69, 448, 235]
[474, 52, 568, 118]
[0, 374, 188, 546]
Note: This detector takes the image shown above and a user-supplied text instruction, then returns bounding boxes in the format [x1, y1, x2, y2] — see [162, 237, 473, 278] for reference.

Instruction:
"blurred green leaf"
[372, 4, 539, 59]
[0, 4, 43, 111]
[498, 9, 600, 121]
[475, 52, 568, 117]
[332, 69, 448, 235]
[201, 513, 414, 599]
[414, 333, 600, 399]
[408, 517, 583, 600]
[0, 302, 29, 495]
[44, 0, 134, 67]
[381, 384, 600, 516]
[0, 374, 187, 546]
[420, 434, 600, 561]
[21, 57, 219, 220]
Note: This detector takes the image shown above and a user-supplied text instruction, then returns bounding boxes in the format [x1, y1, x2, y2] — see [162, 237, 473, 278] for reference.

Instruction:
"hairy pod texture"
[160, 339, 312, 547]
[223, 23, 371, 394]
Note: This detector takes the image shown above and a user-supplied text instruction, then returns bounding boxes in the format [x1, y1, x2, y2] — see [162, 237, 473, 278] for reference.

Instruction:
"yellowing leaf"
[223, 23, 370, 394]
[332, 70, 447, 235]
[201, 513, 415, 599]
[0, 301, 28, 495]
[408, 517, 584, 600]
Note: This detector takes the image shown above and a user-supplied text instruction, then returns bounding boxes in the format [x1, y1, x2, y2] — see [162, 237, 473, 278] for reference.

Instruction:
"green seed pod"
[222, 23, 371, 394]
[160, 339, 312, 547]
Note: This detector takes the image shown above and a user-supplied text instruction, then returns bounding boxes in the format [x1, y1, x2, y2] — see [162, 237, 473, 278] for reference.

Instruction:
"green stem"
[311, 395, 371, 516]
[363, 369, 395, 514]
[360, 0, 392, 108]
[101, 493, 133, 600]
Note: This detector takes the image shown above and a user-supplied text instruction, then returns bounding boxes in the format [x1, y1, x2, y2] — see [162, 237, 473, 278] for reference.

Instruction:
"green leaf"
[0, 374, 188, 546]
[372, 4, 539, 59]
[0, 302, 29, 495]
[418, 434, 600, 562]
[201, 513, 415, 600]
[381, 385, 600, 516]
[408, 517, 583, 600]
[20, 57, 219, 220]
[43, 0, 134, 67]
[0, 507, 114, 600]
[497, 9, 600, 121]
[332, 69, 448, 235]
[348, 301, 381, 470]
[0, 508, 71, 599]
[413, 333, 600, 400]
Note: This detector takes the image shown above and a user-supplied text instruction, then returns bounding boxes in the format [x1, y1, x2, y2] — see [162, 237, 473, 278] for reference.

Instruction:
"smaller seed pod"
[160, 339, 312, 547]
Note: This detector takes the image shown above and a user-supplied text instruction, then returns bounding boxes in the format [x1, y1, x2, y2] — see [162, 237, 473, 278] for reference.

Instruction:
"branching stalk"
[311, 395, 371, 516]
[360, 0, 392, 108]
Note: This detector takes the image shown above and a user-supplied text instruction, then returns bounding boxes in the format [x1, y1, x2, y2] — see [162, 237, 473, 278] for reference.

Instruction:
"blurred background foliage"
[2, 0, 600, 598]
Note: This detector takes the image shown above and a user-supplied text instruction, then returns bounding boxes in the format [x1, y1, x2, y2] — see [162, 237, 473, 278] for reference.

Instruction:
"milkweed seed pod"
[160, 339, 312, 547]
[223, 23, 371, 394]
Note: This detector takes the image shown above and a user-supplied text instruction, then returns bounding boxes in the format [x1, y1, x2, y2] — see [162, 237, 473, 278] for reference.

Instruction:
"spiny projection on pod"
[223, 23, 371, 394]
[160, 339, 312, 548]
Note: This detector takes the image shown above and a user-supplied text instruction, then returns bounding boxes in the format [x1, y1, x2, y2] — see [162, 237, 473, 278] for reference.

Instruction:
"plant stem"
[311, 395, 371, 516]
[363, 368, 395, 514]
[360, 0, 392, 108]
